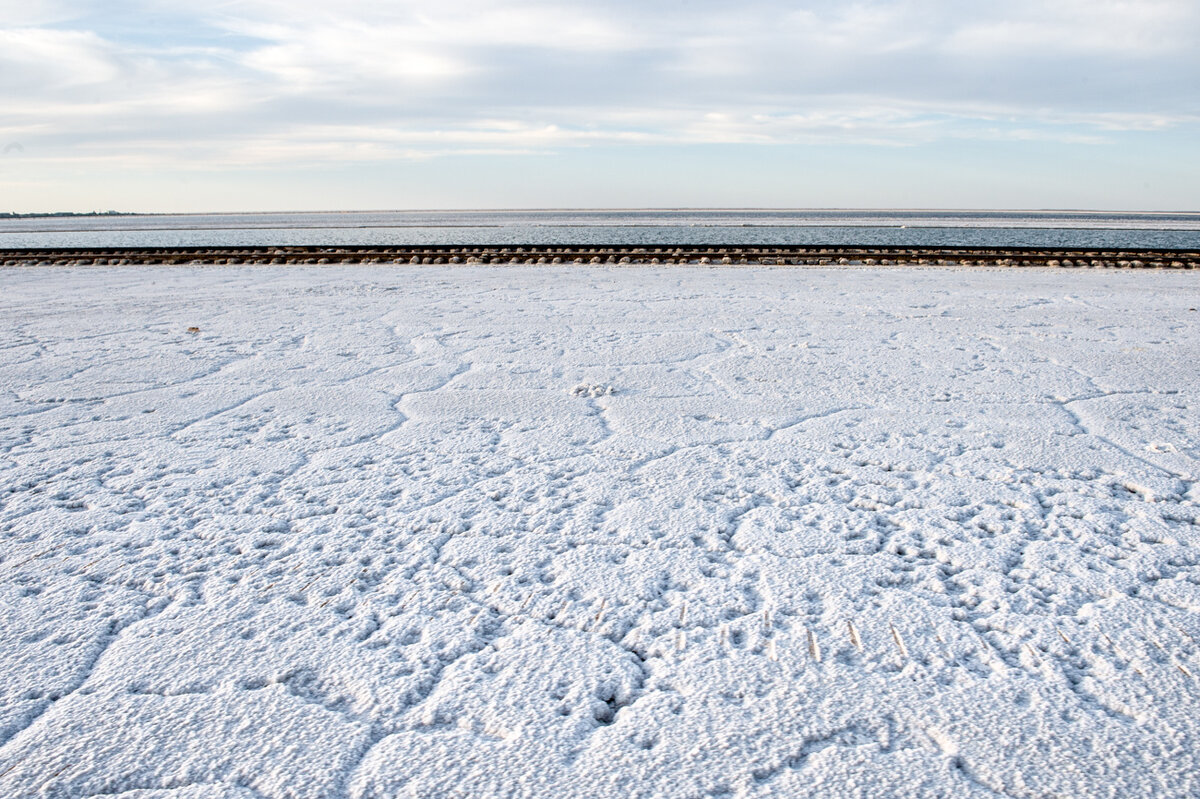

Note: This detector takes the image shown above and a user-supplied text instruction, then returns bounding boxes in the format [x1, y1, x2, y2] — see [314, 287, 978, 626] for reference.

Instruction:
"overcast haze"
[2, 0, 1198, 213]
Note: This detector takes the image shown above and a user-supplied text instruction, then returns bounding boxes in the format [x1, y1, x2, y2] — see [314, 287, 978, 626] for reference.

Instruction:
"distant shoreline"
[0, 211, 137, 220]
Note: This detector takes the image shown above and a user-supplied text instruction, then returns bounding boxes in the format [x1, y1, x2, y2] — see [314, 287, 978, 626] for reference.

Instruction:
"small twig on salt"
[890, 623, 908, 661]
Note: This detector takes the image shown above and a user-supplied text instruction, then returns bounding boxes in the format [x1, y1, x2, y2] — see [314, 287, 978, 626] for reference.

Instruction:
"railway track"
[1, 245, 1198, 268]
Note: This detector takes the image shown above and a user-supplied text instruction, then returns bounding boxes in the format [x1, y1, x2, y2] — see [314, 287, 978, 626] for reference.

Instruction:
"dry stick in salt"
[890, 623, 909, 662]
[847, 620, 863, 653]
[592, 598, 607, 630]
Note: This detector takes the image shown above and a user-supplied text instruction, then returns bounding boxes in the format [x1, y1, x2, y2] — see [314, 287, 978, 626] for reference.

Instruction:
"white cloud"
[942, 0, 1197, 54]
[215, 0, 651, 50]
[0, 0, 80, 26]
[0, 28, 122, 89]
[1, 0, 1197, 183]
[240, 25, 470, 90]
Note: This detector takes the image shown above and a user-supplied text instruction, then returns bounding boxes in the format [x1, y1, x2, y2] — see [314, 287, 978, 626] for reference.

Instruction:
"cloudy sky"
[2, 0, 1197, 212]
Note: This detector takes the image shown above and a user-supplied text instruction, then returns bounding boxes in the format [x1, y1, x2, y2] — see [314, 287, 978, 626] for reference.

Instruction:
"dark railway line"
[2, 245, 1198, 268]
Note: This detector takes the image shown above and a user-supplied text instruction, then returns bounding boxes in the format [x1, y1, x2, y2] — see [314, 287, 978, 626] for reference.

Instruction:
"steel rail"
[1, 245, 1198, 268]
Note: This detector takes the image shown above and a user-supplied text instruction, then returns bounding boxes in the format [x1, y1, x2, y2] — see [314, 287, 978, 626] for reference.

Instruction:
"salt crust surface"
[0, 265, 1197, 798]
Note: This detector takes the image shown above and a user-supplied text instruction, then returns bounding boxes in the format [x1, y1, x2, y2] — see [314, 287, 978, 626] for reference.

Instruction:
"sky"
[1, 0, 1198, 213]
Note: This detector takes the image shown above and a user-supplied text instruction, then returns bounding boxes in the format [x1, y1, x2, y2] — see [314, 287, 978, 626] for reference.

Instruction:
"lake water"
[3, 210, 1200, 249]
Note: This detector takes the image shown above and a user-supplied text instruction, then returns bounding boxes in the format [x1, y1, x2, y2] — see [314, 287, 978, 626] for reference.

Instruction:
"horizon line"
[6, 207, 1200, 218]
